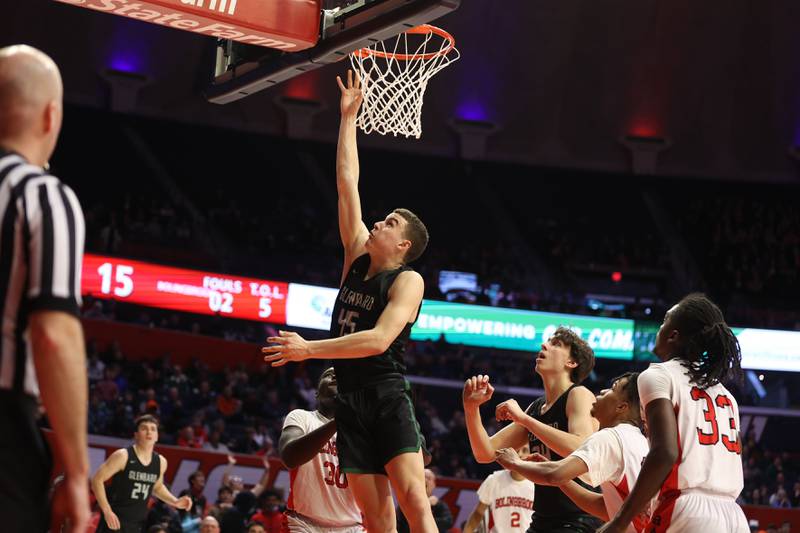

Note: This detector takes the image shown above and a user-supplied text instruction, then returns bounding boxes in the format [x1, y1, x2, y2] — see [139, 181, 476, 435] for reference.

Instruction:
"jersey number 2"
[337, 309, 359, 336]
[510, 512, 521, 528]
[690, 387, 741, 454]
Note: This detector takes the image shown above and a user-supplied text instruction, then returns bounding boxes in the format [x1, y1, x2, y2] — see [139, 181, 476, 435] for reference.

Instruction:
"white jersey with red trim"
[638, 358, 744, 499]
[570, 423, 650, 533]
[282, 409, 362, 527]
[476, 470, 535, 533]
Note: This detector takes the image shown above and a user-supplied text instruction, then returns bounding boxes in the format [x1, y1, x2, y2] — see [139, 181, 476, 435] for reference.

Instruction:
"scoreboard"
[81, 254, 800, 369]
[82, 254, 289, 324]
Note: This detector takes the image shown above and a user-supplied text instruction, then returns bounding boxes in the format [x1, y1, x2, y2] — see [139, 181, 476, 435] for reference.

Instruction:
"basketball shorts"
[286, 511, 364, 533]
[646, 491, 749, 533]
[335, 379, 423, 474]
[527, 514, 603, 533]
[0, 391, 52, 533]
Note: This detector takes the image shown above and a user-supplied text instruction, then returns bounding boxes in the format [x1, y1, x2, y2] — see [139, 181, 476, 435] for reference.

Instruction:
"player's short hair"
[613, 372, 641, 422]
[393, 208, 428, 263]
[135, 414, 160, 431]
[246, 522, 266, 533]
[551, 326, 595, 384]
[148, 526, 168, 533]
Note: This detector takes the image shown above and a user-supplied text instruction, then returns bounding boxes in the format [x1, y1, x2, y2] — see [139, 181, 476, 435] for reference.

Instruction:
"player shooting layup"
[263, 70, 435, 533]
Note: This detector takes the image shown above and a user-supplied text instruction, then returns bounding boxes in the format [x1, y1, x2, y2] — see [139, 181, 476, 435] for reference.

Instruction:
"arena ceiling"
[5, 0, 800, 183]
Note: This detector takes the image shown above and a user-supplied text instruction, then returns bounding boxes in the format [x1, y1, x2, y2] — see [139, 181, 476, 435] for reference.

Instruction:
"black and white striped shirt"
[0, 148, 85, 397]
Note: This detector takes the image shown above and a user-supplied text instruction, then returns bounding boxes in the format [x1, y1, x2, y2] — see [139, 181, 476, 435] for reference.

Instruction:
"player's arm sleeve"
[282, 409, 309, 433]
[24, 180, 85, 316]
[476, 473, 495, 505]
[637, 366, 673, 408]
[569, 429, 624, 487]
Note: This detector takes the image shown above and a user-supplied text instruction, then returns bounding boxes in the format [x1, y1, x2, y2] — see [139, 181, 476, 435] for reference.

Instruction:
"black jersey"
[106, 446, 161, 526]
[330, 254, 419, 393]
[525, 385, 600, 522]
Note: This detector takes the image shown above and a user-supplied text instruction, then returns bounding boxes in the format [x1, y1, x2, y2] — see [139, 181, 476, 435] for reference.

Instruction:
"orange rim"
[352, 24, 456, 61]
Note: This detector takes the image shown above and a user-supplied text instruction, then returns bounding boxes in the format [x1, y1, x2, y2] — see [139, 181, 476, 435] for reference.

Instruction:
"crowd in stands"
[738, 429, 800, 533]
[52, 106, 800, 330]
[674, 189, 800, 330]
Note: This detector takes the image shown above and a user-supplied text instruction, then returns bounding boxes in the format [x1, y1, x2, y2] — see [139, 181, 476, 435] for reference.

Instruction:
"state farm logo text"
[55, 0, 297, 49]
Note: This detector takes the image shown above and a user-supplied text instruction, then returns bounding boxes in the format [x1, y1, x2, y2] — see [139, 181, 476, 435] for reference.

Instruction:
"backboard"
[206, 0, 460, 104]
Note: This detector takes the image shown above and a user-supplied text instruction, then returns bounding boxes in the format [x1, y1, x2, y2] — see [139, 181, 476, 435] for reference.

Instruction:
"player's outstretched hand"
[50, 474, 91, 533]
[495, 399, 526, 423]
[462, 375, 495, 408]
[527, 452, 548, 463]
[336, 69, 363, 119]
[262, 330, 310, 367]
[174, 495, 193, 511]
[495, 447, 521, 470]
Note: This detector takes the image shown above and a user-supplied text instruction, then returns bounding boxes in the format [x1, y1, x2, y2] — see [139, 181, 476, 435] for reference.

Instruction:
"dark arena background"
[3, 0, 800, 532]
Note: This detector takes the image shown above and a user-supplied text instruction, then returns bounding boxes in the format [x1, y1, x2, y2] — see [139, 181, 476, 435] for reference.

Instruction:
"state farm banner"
[54, 0, 322, 50]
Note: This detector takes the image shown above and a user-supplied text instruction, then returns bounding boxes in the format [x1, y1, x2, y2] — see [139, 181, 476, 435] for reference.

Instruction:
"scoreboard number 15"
[98, 263, 134, 297]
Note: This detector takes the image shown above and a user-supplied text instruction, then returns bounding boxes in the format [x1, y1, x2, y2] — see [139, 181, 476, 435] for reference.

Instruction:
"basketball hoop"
[349, 24, 459, 139]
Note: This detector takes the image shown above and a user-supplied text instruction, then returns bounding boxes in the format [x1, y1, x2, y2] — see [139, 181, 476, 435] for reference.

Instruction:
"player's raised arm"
[263, 270, 423, 365]
[336, 70, 370, 274]
[462, 375, 529, 463]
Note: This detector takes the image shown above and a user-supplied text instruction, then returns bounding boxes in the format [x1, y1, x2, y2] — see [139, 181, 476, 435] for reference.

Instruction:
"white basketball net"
[349, 26, 459, 139]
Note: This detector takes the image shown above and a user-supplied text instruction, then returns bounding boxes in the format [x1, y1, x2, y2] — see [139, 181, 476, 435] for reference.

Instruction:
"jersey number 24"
[131, 482, 150, 500]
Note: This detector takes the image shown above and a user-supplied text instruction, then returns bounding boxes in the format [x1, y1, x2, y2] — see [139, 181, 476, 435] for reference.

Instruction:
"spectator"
[88, 352, 106, 382]
[204, 430, 231, 454]
[396, 469, 452, 533]
[220, 490, 257, 533]
[217, 386, 241, 418]
[246, 522, 266, 533]
[96, 366, 120, 402]
[201, 516, 221, 533]
[249, 490, 285, 533]
[234, 427, 260, 455]
[180, 470, 208, 519]
[191, 411, 209, 446]
[178, 425, 203, 448]
[770, 488, 791, 508]
[789, 481, 800, 507]
[209, 486, 235, 519]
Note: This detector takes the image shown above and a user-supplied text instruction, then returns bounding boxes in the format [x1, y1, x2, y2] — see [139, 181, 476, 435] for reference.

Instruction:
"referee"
[0, 45, 89, 532]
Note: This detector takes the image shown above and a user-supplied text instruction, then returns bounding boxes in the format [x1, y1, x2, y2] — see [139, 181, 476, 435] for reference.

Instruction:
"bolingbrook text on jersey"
[320, 439, 337, 456]
[338, 287, 375, 311]
[494, 496, 534, 511]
